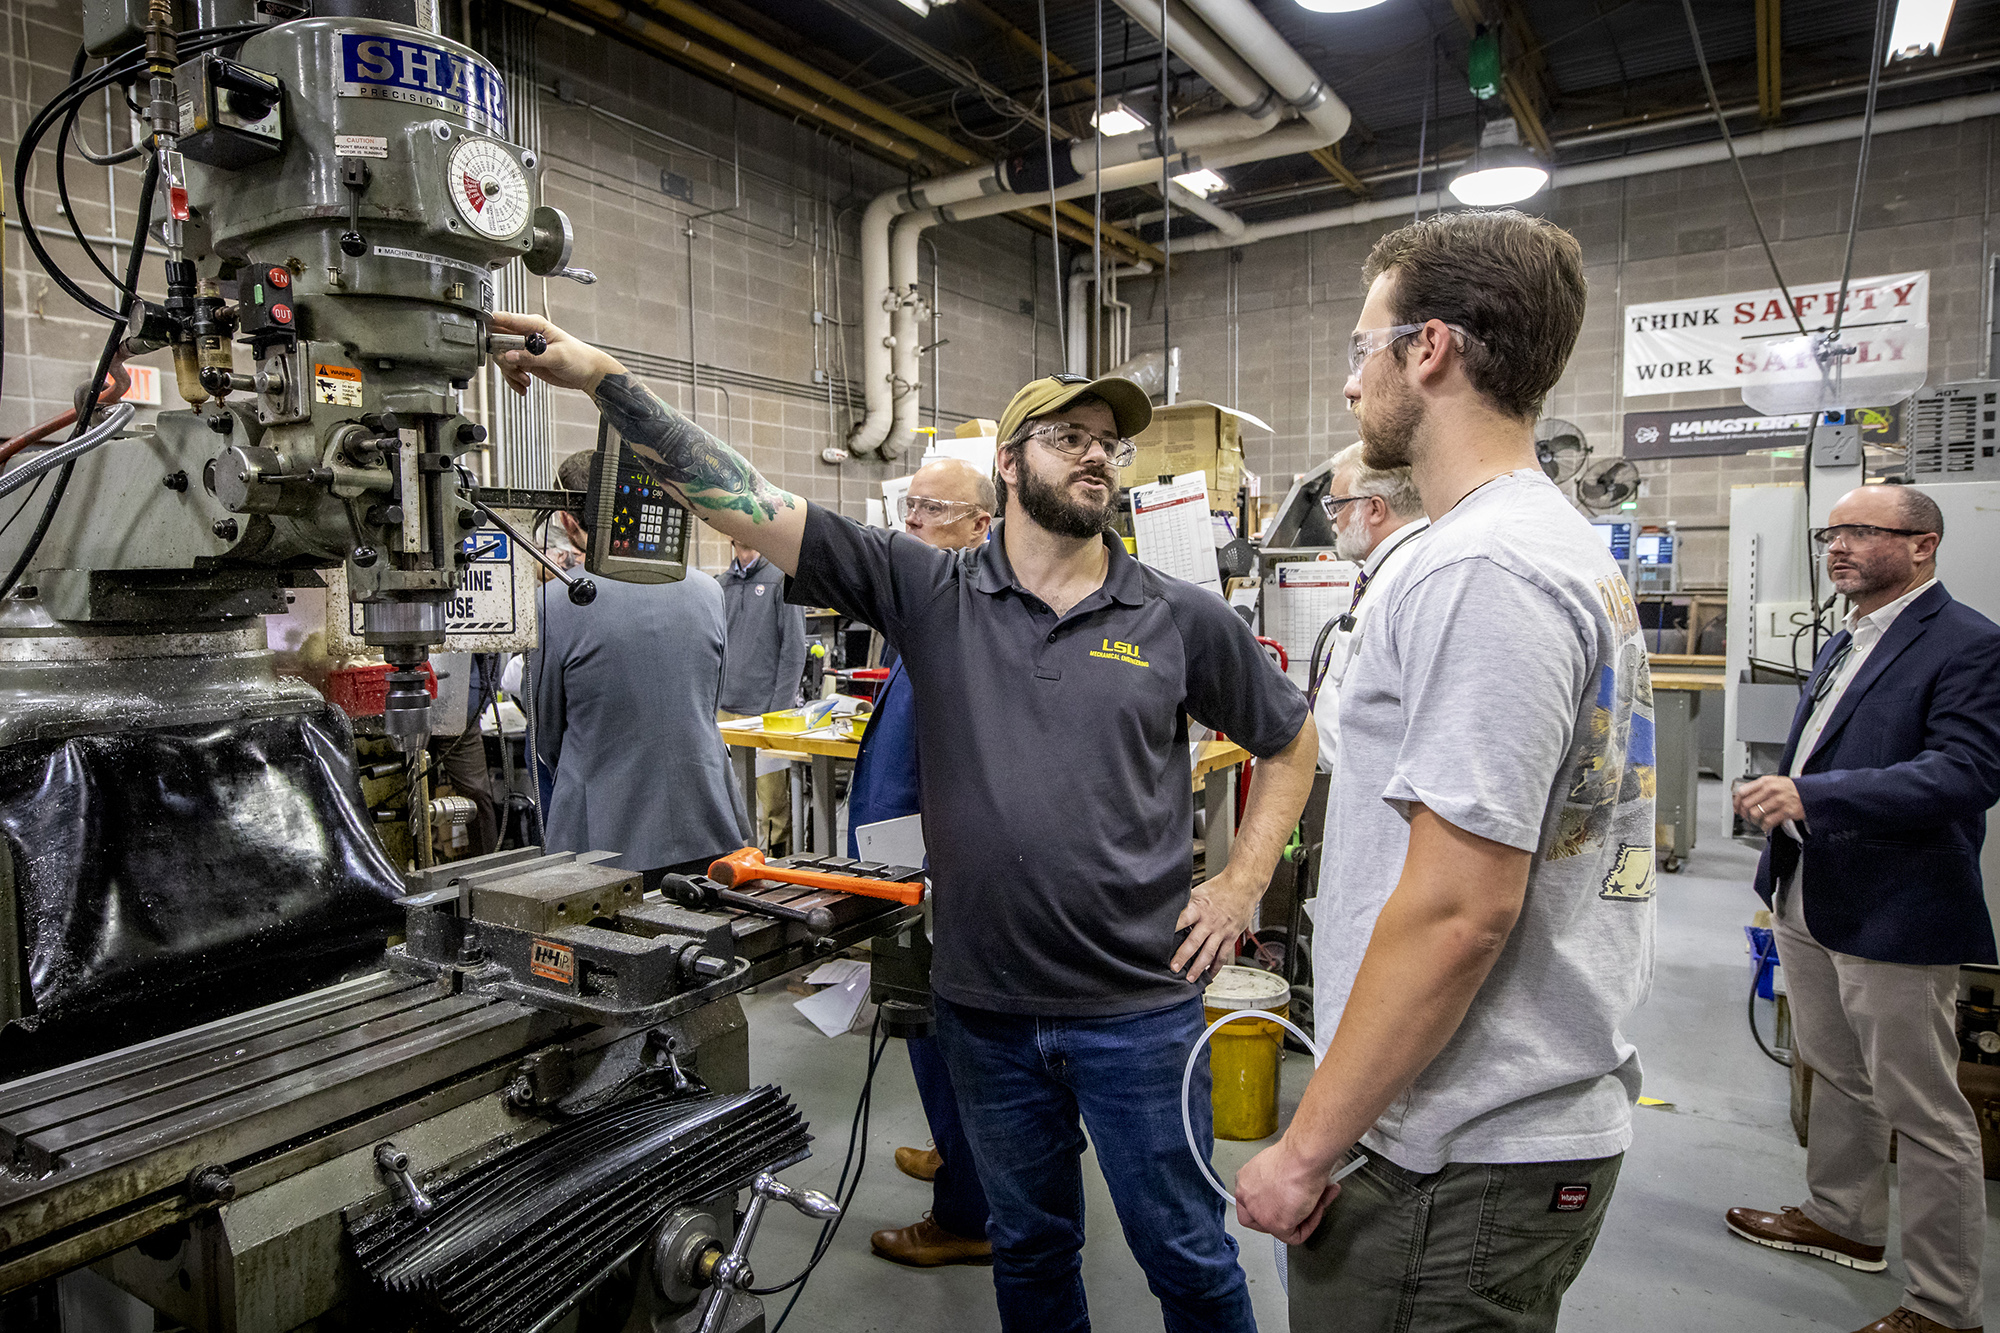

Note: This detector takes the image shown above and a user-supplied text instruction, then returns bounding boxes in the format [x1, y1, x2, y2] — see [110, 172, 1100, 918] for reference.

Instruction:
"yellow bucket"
[1203, 965, 1291, 1142]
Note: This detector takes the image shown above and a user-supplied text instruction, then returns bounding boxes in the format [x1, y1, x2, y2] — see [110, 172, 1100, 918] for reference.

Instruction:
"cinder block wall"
[1130, 118, 2000, 589]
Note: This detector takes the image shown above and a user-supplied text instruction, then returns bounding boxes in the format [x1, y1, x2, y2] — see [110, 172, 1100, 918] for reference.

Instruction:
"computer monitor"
[1634, 532, 1672, 565]
[1592, 519, 1634, 561]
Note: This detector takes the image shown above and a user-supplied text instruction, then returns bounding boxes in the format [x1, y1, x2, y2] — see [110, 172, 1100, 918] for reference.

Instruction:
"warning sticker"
[314, 362, 364, 406]
[530, 939, 575, 985]
[335, 134, 390, 158]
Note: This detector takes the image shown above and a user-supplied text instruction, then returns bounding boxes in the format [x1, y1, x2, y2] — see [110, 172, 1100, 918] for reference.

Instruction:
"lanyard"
[1336, 524, 1427, 632]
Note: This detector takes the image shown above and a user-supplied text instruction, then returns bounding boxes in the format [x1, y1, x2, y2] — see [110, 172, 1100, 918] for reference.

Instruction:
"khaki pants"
[1776, 876, 1986, 1328]
[716, 710, 791, 854]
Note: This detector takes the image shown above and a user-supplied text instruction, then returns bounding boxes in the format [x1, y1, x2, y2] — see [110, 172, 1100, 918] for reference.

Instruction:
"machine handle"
[706, 847, 924, 906]
[469, 499, 596, 605]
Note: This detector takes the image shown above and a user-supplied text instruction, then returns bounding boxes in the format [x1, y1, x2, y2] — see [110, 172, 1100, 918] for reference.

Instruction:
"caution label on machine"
[314, 363, 364, 406]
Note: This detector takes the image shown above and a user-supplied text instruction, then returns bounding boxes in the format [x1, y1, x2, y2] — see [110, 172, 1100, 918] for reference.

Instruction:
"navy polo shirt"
[788, 502, 1308, 1018]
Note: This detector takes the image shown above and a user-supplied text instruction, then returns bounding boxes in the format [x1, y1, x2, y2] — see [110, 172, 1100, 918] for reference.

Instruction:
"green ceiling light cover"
[1467, 28, 1501, 99]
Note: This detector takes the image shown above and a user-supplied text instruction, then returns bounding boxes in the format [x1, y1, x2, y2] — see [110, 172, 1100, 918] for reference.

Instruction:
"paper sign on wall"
[1131, 471, 1222, 595]
[1622, 271, 1928, 400]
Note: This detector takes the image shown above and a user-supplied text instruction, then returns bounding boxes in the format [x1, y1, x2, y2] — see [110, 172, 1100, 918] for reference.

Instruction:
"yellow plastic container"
[1203, 965, 1292, 1142]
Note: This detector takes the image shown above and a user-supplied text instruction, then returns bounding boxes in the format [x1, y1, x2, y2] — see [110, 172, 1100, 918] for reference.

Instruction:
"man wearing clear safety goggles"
[893, 457, 995, 546]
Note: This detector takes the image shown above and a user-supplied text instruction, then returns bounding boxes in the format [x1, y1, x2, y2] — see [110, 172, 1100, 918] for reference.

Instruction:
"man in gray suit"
[719, 539, 808, 853]
[533, 452, 749, 887]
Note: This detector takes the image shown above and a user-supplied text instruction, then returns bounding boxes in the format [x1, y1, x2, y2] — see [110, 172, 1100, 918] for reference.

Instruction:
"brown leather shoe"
[894, 1145, 942, 1183]
[870, 1214, 993, 1267]
[1849, 1308, 1983, 1333]
[1725, 1205, 1887, 1272]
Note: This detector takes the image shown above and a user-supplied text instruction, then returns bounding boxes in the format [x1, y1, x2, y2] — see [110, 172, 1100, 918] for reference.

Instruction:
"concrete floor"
[741, 778, 2000, 1332]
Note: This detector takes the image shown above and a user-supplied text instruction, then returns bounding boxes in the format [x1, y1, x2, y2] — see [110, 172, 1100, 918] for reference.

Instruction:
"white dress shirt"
[1309, 518, 1430, 772]
[1781, 577, 1936, 839]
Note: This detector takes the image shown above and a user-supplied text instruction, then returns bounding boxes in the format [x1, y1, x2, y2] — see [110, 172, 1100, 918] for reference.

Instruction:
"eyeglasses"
[1018, 423, 1139, 468]
[1809, 523, 1930, 549]
[1319, 494, 1370, 521]
[1347, 322, 1482, 376]
[897, 495, 984, 525]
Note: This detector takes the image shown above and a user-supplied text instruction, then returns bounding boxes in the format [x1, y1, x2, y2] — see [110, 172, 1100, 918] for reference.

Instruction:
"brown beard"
[1014, 453, 1119, 539]
[1358, 370, 1423, 471]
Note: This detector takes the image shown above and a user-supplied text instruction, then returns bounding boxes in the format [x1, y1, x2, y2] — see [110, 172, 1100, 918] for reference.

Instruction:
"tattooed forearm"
[590, 372, 796, 523]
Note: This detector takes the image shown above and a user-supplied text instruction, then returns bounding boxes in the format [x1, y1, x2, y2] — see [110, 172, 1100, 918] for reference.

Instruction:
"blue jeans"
[933, 995, 1256, 1333]
[907, 1033, 991, 1238]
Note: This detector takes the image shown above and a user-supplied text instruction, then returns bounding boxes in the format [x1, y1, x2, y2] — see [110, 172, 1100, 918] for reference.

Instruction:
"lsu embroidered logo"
[1088, 637, 1150, 668]
[1599, 843, 1657, 902]
[754, 584, 767, 596]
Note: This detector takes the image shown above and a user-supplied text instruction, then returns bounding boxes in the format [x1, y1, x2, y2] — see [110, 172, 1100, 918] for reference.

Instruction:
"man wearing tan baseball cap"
[490, 316, 1317, 1333]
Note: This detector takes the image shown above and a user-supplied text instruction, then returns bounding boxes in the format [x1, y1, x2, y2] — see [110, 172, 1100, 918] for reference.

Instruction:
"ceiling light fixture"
[894, 0, 932, 15]
[1173, 168, 1228, 197]
[1293, 0, 1391, 12]
[1886, 0, 1955, 61]
[1448, 116, 1548, 207]
[1092, 101, 1149, 136]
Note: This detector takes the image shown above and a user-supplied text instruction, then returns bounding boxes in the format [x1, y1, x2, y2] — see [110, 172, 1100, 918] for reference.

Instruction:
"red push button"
[270, 303, 293, 324]
[267, 267, 291, 288]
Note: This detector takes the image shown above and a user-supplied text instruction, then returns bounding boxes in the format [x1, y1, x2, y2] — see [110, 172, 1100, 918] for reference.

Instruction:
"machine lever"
[486, 331, 549, 356]
[697, 1173, 841, 1333]
[373, 1142, 435, 1219]
[557, 267, 598, 285]
[469, 499, 596, 605]
[663, 873, 835, 938]
[340, 159, 370, 258]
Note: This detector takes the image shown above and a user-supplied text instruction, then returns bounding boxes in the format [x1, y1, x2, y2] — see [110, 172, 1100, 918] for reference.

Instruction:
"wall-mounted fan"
[1576, 458, 1641, 511]
[1534, 417, 1592, 483]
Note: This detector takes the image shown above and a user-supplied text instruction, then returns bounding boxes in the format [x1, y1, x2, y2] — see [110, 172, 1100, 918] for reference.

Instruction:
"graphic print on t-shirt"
[1548, 578, 1657, 904]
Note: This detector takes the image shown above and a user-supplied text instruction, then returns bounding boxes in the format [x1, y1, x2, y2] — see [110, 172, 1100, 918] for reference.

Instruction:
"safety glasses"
[1347, 322, 1483, 376]
[1019, 423, 1139, 468]
[897, 495, 984, 525]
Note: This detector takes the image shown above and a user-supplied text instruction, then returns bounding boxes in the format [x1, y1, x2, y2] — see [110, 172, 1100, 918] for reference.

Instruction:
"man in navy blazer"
[1725, 484, 2000, 1333]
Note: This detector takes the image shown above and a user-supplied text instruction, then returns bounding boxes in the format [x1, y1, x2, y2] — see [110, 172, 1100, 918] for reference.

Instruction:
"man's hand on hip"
[1733, 775, 1804, 832]
[1235, 1136, 1343, 1244]
[1172, 868, 1260, 980]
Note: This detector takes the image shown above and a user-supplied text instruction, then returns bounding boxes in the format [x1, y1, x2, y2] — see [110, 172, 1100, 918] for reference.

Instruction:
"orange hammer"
[707, 847, 925, 906]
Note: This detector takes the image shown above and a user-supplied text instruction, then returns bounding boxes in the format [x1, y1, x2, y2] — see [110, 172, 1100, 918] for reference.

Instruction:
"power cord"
[754, 1010, 890, 1331]
[1748, 932, 1791, 1068]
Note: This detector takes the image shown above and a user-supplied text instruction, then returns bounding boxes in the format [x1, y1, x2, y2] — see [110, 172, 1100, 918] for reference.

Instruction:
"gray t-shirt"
[1316, 469, 1657, 1172]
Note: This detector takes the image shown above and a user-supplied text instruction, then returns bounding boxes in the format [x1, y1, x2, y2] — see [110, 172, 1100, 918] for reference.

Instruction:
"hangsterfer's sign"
[338, 33, 508, 135]
[1622, 271, 1927, 399]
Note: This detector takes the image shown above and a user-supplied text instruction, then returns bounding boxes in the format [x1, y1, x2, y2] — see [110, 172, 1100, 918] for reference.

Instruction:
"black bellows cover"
[348, 1088, 812, 1333]
[0, 706, 406, 1077]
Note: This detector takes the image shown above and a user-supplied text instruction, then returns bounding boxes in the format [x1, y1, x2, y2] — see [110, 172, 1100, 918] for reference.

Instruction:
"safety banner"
[1622, 270, 1927, 398]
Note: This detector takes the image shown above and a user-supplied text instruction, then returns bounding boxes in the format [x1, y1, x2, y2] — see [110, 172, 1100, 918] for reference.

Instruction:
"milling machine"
[0, 1, 915, 1328]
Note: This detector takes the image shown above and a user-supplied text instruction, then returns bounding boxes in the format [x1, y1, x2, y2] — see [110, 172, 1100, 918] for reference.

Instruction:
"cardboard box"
[1119, 402, 1264, 511]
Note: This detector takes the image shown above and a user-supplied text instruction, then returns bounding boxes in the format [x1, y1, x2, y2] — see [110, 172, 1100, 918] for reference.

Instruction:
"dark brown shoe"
[1850, 1308, 1983, 1333]
[870, 1215, 992, 1268]
[894, 1145, 942, 1183]
[1725, 1205, 1887, 1272]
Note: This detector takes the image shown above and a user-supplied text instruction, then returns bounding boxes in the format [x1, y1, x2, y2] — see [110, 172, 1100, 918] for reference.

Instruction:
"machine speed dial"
[448, 139, 530, 239]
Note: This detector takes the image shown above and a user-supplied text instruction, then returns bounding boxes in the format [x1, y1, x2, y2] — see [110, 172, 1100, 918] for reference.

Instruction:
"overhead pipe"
[887, 211, 935, 460]
[1169, 90, 2000, 252]
[1110, 0, 1277, 117]
[1069, 259, 1157, 375]
[843, 0, 1350, 456]
[1176, 0, 1351, 148]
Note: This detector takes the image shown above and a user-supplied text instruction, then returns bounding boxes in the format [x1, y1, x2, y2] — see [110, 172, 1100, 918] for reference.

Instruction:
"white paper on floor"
[803, 958, 869, 986]
[794, 973, 872, 1037]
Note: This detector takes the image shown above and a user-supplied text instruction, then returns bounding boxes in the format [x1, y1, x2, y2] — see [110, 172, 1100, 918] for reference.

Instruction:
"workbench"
[1649, 654, 1726, 872]
[718, 721, 1251, 865]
